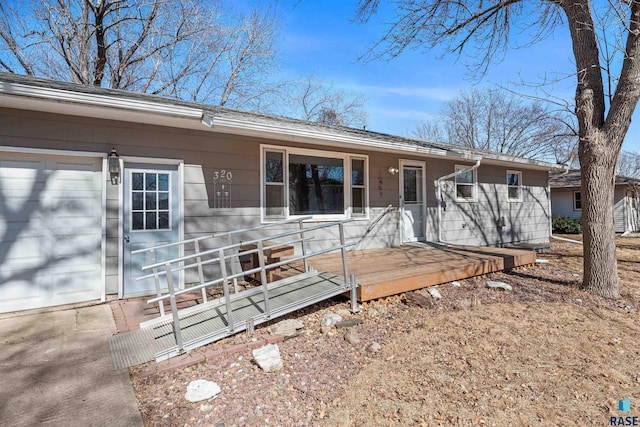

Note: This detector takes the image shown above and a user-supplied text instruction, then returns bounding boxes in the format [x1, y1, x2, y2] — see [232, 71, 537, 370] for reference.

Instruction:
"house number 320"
[213, 169, 232, 209]
[213, 170, 233, 181]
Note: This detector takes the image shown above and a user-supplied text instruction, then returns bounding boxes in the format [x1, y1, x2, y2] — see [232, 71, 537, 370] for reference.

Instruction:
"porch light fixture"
[201, 113, 214, 127]
[108, 148, 120, 184]
[388, 166, 399, 175]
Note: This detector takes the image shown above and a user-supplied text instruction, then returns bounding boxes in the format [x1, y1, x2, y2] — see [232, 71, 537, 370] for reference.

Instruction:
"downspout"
[550, 165, 571, 240]
[436, 158, 482, 244]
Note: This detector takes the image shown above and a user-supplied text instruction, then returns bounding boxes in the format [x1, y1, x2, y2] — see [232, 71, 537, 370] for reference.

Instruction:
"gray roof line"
[0, 72, 561, 169]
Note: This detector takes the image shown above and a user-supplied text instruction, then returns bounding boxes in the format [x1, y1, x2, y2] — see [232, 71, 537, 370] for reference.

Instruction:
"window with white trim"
[574, 191, 582, 210]
[262, 146, 368, 220]
[351, 157, 366, 216]
[507, 170, 522, 202]
[455, 165, 476, 201]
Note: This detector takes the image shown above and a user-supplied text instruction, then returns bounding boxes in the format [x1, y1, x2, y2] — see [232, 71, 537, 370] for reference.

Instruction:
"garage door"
[0, 152, 103, 313]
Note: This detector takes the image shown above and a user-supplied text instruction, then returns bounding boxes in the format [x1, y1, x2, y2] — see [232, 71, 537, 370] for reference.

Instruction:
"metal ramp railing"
[109, 218, 359, 368]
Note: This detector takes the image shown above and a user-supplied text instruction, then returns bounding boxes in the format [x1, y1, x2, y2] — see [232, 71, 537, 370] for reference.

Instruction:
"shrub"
[552, 216, 582, 234]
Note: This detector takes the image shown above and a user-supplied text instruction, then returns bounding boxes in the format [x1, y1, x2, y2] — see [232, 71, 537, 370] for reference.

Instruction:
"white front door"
[400, 161, 426, 242]
[122, 163, 180, 297]
[0, 152, 103, 313]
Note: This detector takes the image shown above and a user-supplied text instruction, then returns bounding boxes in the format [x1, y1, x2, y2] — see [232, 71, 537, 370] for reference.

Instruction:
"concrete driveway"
[0, 304, 143, 426]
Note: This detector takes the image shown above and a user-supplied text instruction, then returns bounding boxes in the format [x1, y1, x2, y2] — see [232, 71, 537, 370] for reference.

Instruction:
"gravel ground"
[130, 241, 640, 426]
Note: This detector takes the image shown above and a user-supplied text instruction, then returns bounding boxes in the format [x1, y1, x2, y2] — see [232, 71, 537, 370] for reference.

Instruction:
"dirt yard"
[130, 237, 640, 426]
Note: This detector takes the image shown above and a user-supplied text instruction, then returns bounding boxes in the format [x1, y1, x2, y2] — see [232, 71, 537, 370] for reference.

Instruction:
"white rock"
[428, 288, 442, 299]
[252, 344, 283, 372]
[185, 379, 221, 403]
[535, 259, 549, 264]
[486, 281, 513, 291]
[336, 309, 352, 317]
[367, 342, 381, 352]
[321, 313, 343, 326]
[450, 281, 461, 287]
[344, 328, 361, 345]
[269, 319, 304, 337]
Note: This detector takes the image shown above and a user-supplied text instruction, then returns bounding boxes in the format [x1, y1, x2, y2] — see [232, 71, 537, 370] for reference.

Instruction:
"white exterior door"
[400, 160, 426, 242]
[122, 163, 180, 296]
[0, 152, 103, 313]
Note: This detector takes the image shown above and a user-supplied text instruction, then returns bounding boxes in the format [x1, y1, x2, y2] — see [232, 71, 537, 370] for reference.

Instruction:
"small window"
[507, 170, 522, 202]
[351, 157, 366, 216]
[264, 150, 285, 218]
[574, 191, 582, 210]
[455, 165, 476, 201]
[131, 172, 171, 231]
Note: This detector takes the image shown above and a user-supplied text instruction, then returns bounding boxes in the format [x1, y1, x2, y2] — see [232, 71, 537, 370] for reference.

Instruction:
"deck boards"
[301, 243, 536, 301]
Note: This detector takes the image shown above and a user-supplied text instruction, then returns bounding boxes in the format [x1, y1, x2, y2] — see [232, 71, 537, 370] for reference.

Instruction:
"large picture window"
[262, 147, 368, 220]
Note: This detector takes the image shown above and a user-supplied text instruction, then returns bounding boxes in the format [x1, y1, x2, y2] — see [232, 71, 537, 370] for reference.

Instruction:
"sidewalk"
[0, 304, 143, 426]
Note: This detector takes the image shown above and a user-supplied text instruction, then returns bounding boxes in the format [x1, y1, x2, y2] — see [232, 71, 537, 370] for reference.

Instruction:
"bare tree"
[357, 0, 640, 299]
[0, 0, 279, 109]
[617, 150, 640, 178]
[282, 75, 368, 128]
[412, 88, 578, 164]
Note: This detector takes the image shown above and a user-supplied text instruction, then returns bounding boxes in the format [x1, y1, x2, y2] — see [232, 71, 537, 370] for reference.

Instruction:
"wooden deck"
[298, 243, 536, 301]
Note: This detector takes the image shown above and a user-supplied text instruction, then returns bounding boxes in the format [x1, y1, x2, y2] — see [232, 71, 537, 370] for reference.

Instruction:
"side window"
[455, 165, 476, 201]
[264, 150, 285, 218]
[574, 191, 582, 210]
[507, 171, 522, 201]
[351, 157, 366, 216]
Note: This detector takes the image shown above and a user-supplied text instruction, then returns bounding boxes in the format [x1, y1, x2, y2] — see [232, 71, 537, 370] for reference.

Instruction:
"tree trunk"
[579, 134, 620, 299]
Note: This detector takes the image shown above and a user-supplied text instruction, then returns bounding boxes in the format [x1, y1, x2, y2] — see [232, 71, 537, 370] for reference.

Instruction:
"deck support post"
[349, 273, 360, 313]
[165, 262, 184, 351]
[218, 248, 234, 333]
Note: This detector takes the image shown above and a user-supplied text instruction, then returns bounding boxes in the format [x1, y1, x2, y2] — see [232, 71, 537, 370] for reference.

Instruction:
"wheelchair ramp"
[109, 271, 352, 369]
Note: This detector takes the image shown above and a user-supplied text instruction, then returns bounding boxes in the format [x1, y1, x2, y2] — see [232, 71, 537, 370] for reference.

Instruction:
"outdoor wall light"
[388, 166, 399, 175]
[201, 113, 214, 127]
[108, 148, 121, 184]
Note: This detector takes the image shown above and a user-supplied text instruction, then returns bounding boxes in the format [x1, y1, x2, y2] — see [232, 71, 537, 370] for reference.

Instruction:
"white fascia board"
[0, 81, 202, 119]
[210, 116, 480, 161]
[480, 155, 565, 171]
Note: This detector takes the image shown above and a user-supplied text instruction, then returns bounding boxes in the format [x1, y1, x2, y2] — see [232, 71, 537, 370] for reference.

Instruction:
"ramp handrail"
[138, 219, 356, 354]
[131, 216, 312, 316]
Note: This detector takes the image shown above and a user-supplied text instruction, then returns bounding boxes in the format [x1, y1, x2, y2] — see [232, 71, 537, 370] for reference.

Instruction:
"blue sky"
[272, 1, 640, 152]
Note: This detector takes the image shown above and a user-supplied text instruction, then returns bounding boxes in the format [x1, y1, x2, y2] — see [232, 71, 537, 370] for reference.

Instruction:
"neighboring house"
[0, 73, 561, 313]
[550, 170, 640, 233]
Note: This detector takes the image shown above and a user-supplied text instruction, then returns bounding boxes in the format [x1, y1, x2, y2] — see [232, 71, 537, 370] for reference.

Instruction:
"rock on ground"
[269, 319, 304, 337]
[252, 344, 283, 372]
[185, 379, 221, 403]
[486, 281, 513, 291]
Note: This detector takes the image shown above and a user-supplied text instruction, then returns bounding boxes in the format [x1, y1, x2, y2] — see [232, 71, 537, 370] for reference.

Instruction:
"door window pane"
[146, 212, 157, 230]
[132, 212, 144, 230]
[130, 172, 171, 231]
[158, 173, 169, 191]
[145, 192, 157, 210]
[158, 192, 169, 210]
[132, 192, 144, 210]
[132, 173, 144, 190]
[145, 173, 156, 191]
